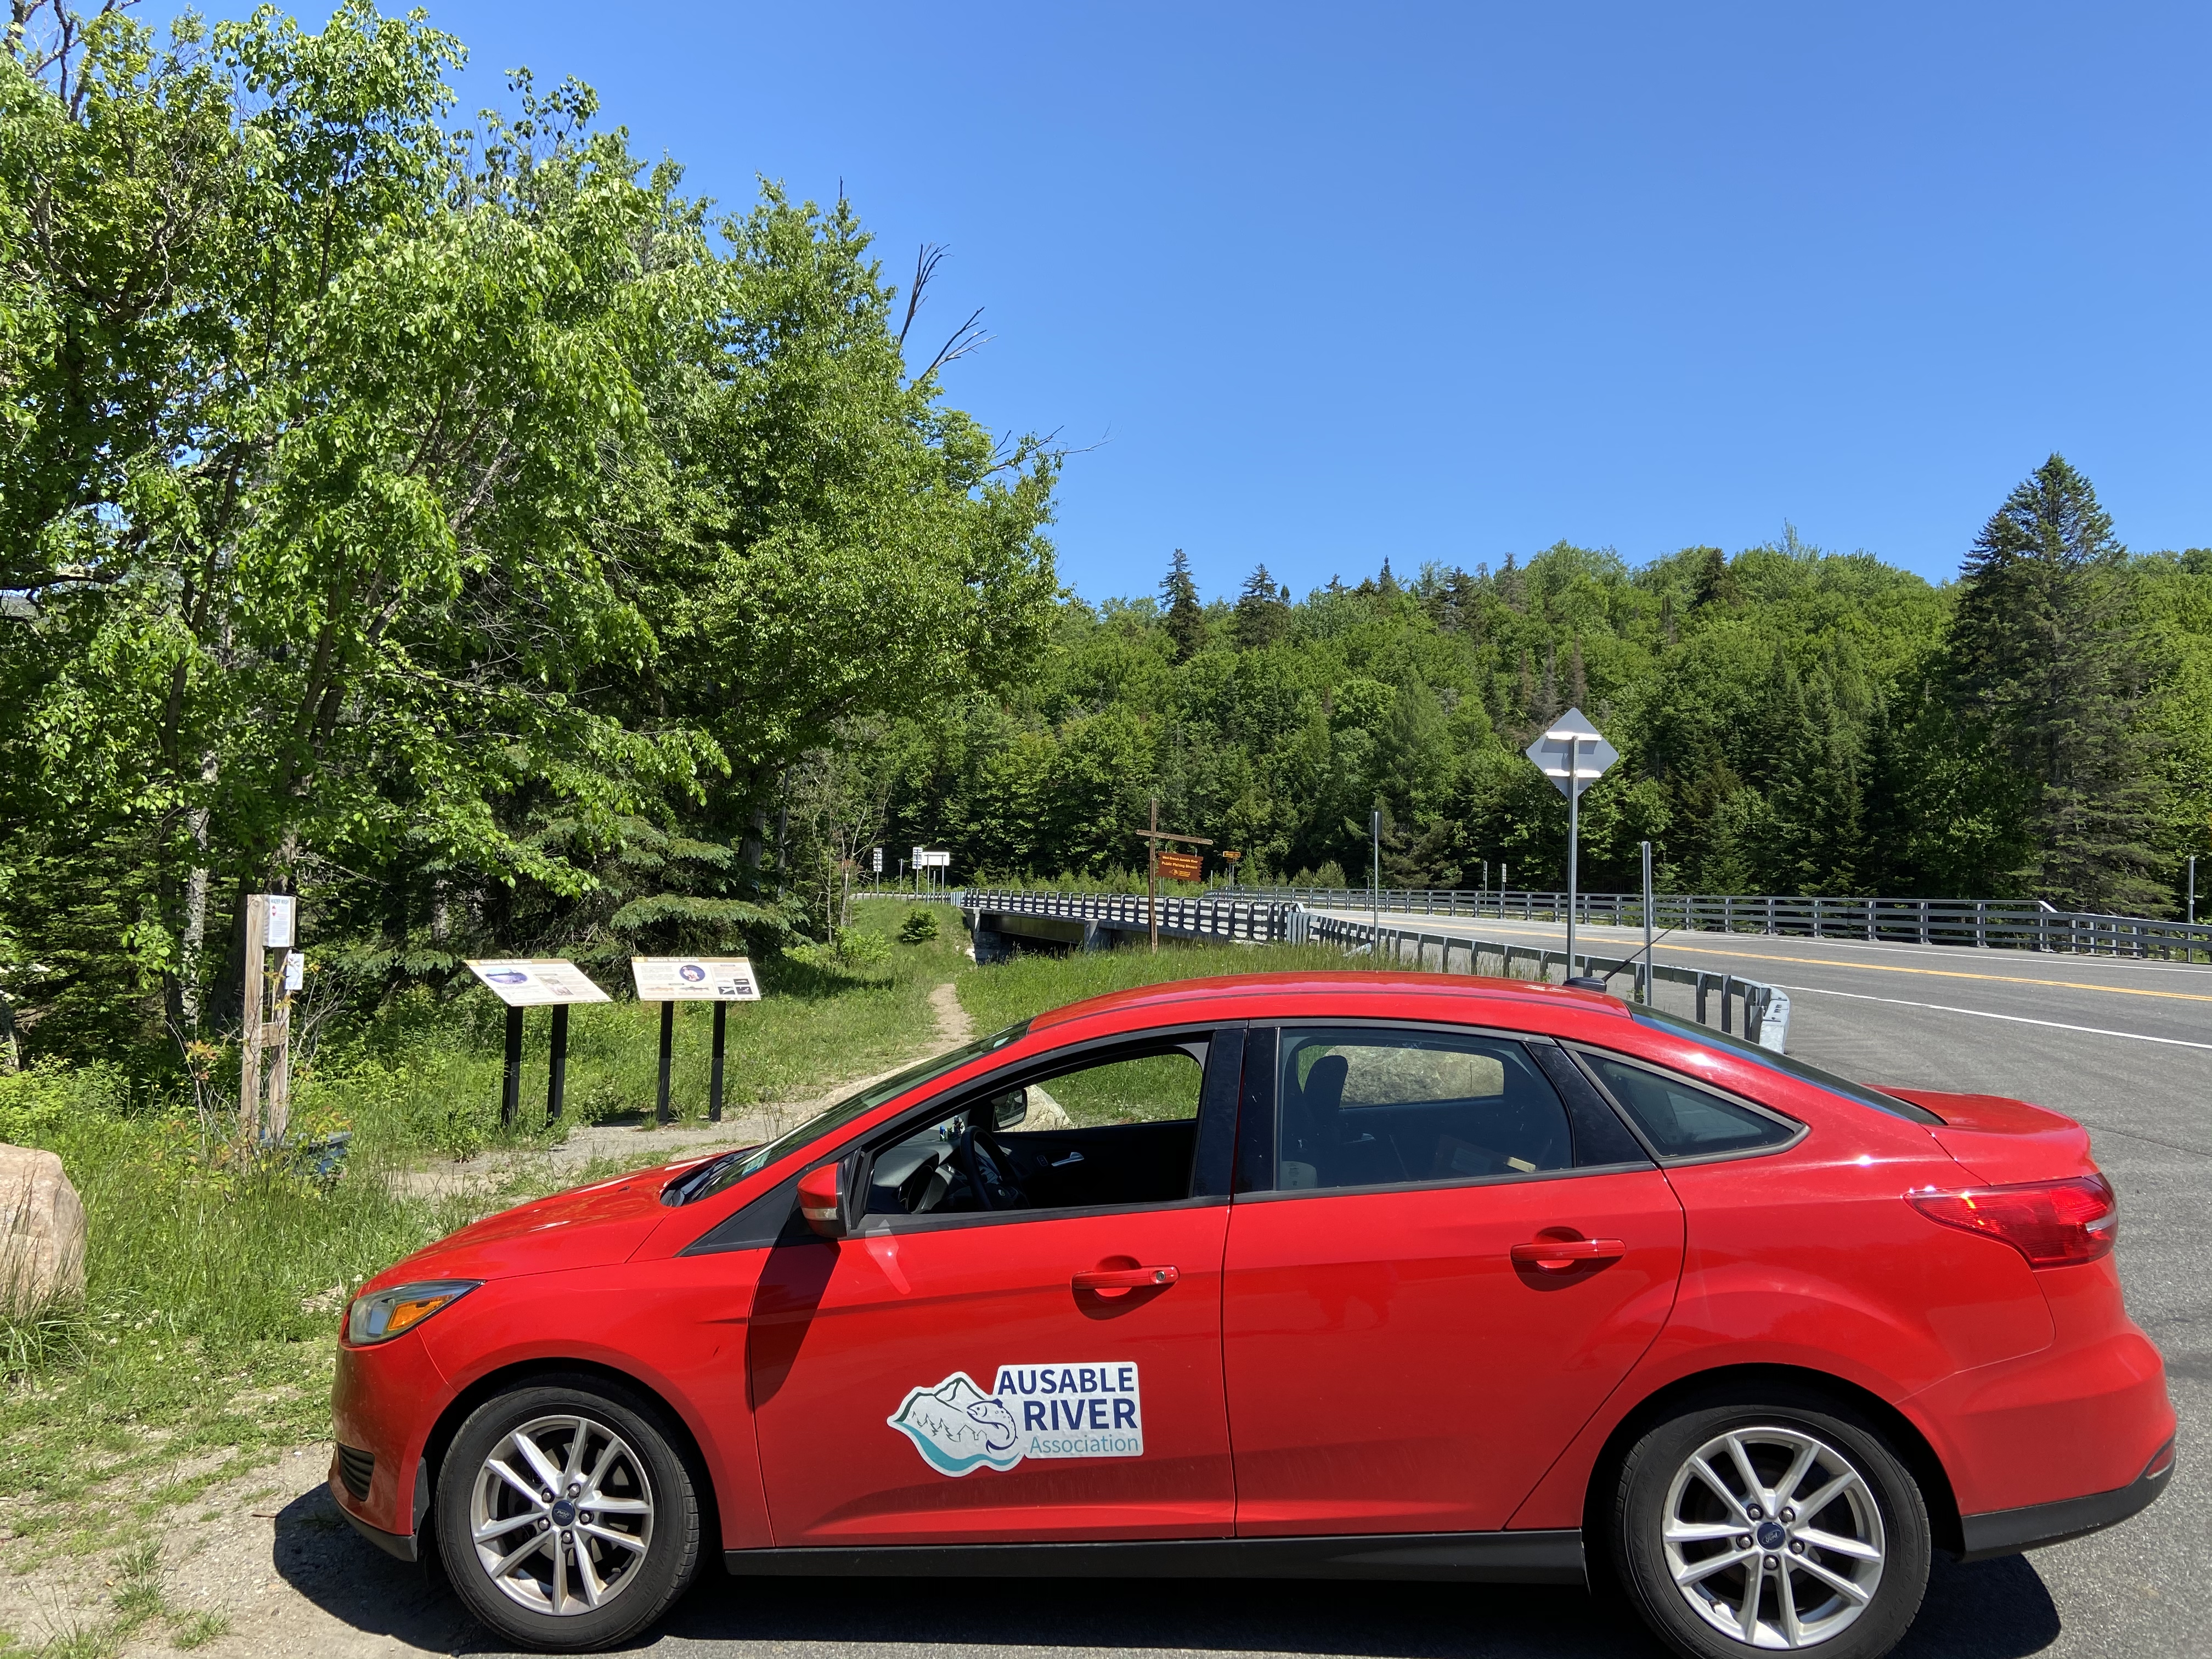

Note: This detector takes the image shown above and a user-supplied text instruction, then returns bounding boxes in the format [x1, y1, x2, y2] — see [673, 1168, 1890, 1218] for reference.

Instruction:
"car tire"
[1611, 1386, 1931, 1659]
[436, 1374, 701, 1653]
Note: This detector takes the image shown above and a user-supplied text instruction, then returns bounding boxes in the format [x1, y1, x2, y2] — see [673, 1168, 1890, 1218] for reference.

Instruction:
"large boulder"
[0, 1145, 86, 1314]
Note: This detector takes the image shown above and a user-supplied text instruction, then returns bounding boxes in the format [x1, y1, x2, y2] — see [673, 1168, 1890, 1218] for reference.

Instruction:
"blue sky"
[159, 1, 2212, 601]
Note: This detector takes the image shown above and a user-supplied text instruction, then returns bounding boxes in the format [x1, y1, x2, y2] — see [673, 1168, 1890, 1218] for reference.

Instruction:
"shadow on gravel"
[272, 1482, 478, 1652]
[275, 1497, 2063, 1659]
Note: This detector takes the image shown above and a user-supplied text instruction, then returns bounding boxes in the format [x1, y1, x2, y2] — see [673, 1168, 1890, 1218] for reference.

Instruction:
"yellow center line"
[1358, 914, 2212, 1006]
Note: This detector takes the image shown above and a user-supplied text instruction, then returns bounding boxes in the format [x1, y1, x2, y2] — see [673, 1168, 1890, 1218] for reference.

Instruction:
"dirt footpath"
[0, 986, 978, 1658]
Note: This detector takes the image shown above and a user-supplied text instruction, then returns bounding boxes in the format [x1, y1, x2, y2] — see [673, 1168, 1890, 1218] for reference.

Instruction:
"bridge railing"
[1226, 887, 2212, 960]
[959, 889, 1791, 1051]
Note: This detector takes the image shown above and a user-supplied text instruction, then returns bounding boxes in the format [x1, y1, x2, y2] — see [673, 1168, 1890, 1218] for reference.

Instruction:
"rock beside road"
[0, 1142, 85, 1314]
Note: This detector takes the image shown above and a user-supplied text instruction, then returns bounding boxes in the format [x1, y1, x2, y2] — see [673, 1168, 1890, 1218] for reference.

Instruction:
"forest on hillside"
[2, 3, 2206, 1073]
[878, 479, 2212, 912]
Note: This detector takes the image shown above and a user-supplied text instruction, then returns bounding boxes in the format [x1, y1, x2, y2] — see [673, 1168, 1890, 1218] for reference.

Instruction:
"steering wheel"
[955, 1123, 1028, 1211]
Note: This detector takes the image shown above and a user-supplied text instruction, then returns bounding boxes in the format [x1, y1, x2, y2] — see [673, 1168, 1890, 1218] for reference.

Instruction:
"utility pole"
[1370, 808, 1381, 941]
[1640, 839, 1654, 1004]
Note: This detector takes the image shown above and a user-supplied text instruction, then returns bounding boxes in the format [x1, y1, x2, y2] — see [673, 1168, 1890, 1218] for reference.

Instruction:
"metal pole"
[709, 1000, 727, 1123]
[1370, 808, 1381, 941]
[1566, 781, 1579, 980]
[546, 1003, 568, 1121]
[2190, 856, 2197, 927]
[501, 1005, 524, 1128]
[1148, 796, 1159, 955]
[1641, 838, 1654, 1005]
[656, 999, 674, 1125]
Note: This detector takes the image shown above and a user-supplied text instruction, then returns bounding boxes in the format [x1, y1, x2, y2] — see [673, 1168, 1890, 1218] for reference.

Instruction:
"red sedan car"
[331, 973, 2174, 1657]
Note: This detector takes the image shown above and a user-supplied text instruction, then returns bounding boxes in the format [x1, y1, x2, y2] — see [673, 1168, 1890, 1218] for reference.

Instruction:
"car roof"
[1028, 970, 1630, 1032]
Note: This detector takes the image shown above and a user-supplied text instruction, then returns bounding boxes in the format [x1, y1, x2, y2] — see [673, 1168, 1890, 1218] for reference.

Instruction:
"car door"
[748, 1026, 1243, 1547]
[1221, 1022, 1685, 1536]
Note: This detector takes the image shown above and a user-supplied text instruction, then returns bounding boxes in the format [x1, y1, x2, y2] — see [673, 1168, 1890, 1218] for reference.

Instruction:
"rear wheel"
[436, 1375, 699, 1652]
[1612, 1389, 1930, 1658]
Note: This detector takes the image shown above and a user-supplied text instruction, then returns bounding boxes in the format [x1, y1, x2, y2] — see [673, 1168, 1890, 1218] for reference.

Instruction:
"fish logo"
[887, 1372, 1020, 1476]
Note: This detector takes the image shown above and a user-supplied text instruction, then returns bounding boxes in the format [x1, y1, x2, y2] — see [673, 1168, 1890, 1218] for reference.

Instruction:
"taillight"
[1909, 1173, 2118, 1268]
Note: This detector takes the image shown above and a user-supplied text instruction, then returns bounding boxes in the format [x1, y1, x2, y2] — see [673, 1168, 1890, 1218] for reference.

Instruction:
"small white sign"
[282, 950, 304, 992]
[465, 960, 613, 1007]
[871, 846, 884, 874]
[631, 957, 761, 1001]
[915, 850, 952, 869]
[264, 894, 296, 948]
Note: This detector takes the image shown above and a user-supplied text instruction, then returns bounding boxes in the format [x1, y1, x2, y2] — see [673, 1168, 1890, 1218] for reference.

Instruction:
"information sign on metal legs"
[630, 958, 762, 1124]
[467, 960, 612, 1127]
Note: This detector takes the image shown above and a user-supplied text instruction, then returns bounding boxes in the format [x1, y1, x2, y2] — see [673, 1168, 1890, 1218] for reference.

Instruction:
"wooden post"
[240, 894, 267, 1140]
[656, 1000, 675, 1125]
[1147, 795, 1159, 955]
[547, 1003, 569, 1121]
[267, 988, 291, 1143]
[710, 1000, 727, 1123]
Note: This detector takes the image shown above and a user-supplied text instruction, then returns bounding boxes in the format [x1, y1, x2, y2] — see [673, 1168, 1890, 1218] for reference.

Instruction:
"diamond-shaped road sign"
[1525, 707, 1618, 798]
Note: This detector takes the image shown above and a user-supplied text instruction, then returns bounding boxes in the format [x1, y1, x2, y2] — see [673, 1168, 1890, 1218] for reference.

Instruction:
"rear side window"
[1579, 1054, 1799, 1159]
[1277, 1027, 1571, 1190]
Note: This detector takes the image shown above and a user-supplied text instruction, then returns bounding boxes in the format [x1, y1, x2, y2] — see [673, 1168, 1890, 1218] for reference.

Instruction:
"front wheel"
[1611, 1390, 1931, 1658]
[436, 1374, 700, 1652]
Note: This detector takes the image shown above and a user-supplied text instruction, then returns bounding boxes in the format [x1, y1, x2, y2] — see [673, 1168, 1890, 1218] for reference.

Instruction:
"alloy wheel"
[467, 1412, 656, 1617]
[1660, 1424, 1886, 1649]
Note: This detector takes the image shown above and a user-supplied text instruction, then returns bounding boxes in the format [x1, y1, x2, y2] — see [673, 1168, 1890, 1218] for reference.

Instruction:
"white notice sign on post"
[264, 894, 296, 948]
[631, 957, 761, 1002]
[466, 960, 613, 1007]
[283, 950, 304, 992]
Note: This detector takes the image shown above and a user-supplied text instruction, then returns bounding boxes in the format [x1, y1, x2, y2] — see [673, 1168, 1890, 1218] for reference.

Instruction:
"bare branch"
[897, 242, 947, 348]
[917, 307, 989, 381]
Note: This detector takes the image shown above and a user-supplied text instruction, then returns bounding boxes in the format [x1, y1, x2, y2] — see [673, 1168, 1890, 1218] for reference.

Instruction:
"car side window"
[863, 1045, 1206, 1222]
[1275, 1027, 1572, 1191]
[1578, 1053, 1798, 1159]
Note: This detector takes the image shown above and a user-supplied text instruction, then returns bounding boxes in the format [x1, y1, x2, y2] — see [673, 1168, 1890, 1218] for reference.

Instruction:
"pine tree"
[1233, 563, 1290, 650]
[1690, 546, 1738, 608]
[1567, 639, 1588, 710]
[1944, 455, 2165, 911]
[1160, 548, 1206, 662]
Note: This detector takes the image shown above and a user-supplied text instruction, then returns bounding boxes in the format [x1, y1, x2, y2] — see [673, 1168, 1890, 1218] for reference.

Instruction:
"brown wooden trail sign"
[1133, 798, 1214, 952]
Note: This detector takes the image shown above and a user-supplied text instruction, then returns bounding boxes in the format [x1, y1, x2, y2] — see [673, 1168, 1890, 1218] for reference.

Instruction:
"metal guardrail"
[959, 890, 1790, 1052]
[1229, 887, 2212, 960]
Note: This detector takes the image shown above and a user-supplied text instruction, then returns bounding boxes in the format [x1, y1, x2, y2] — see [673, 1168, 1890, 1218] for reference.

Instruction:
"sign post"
[1132, 798, 1212, 954]
[466, 961, 612, 1126]
[239, 893, 297, 1143]
[1525, 708, 1618, 983]
[631, 958, 762, 1124]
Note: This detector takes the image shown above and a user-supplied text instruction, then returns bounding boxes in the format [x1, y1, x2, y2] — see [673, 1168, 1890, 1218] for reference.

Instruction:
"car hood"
[1881, 1087, 2095, 1186]
[372, 1159, 710, 1287]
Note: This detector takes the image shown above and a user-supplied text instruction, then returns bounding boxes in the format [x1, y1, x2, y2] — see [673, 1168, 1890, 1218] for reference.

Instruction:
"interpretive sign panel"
[466, 960, 612, 1007]
[631, 957, 761, 1001]
[264, 894, 296, 948]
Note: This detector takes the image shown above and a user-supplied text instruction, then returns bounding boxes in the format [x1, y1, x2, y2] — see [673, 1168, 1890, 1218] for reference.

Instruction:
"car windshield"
[668, 1021, 1031, 1205]
[1629, 1008, 1942, 1125]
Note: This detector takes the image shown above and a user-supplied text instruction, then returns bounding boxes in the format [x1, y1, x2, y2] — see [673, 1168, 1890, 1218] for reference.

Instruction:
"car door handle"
[1510, 1237, 1626, 1270]
[1073, 1265, 1180, 1291]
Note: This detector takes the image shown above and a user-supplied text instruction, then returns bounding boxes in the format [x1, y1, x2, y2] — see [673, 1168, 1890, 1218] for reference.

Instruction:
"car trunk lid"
[1881, 1087, 2097, 1186]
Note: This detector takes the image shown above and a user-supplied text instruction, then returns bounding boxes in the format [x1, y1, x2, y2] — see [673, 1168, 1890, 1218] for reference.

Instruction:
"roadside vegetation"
[0, 903, 968, 1627]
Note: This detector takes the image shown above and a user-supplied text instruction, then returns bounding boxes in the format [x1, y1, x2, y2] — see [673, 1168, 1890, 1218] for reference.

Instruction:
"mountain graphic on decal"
[887, 1372, 1021, 1476]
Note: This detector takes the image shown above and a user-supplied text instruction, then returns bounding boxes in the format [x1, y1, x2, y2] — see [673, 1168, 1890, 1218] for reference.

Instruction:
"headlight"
[345, 1280, 480, 1345]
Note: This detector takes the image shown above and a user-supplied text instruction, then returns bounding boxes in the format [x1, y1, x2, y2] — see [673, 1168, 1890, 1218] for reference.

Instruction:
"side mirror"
[797, 1163, 847, 1240]
[992, 1087, 1029, 1130]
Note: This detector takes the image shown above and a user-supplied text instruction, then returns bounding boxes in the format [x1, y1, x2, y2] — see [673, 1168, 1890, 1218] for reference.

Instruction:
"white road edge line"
[1774, 983, 2212, 1052]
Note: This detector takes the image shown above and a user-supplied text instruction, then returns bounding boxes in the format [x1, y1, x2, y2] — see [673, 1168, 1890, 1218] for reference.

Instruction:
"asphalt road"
[316, 919, 2206, 1658]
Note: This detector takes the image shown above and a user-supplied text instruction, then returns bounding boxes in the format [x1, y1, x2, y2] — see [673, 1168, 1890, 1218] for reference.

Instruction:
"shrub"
[897, 908, 941, 944]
